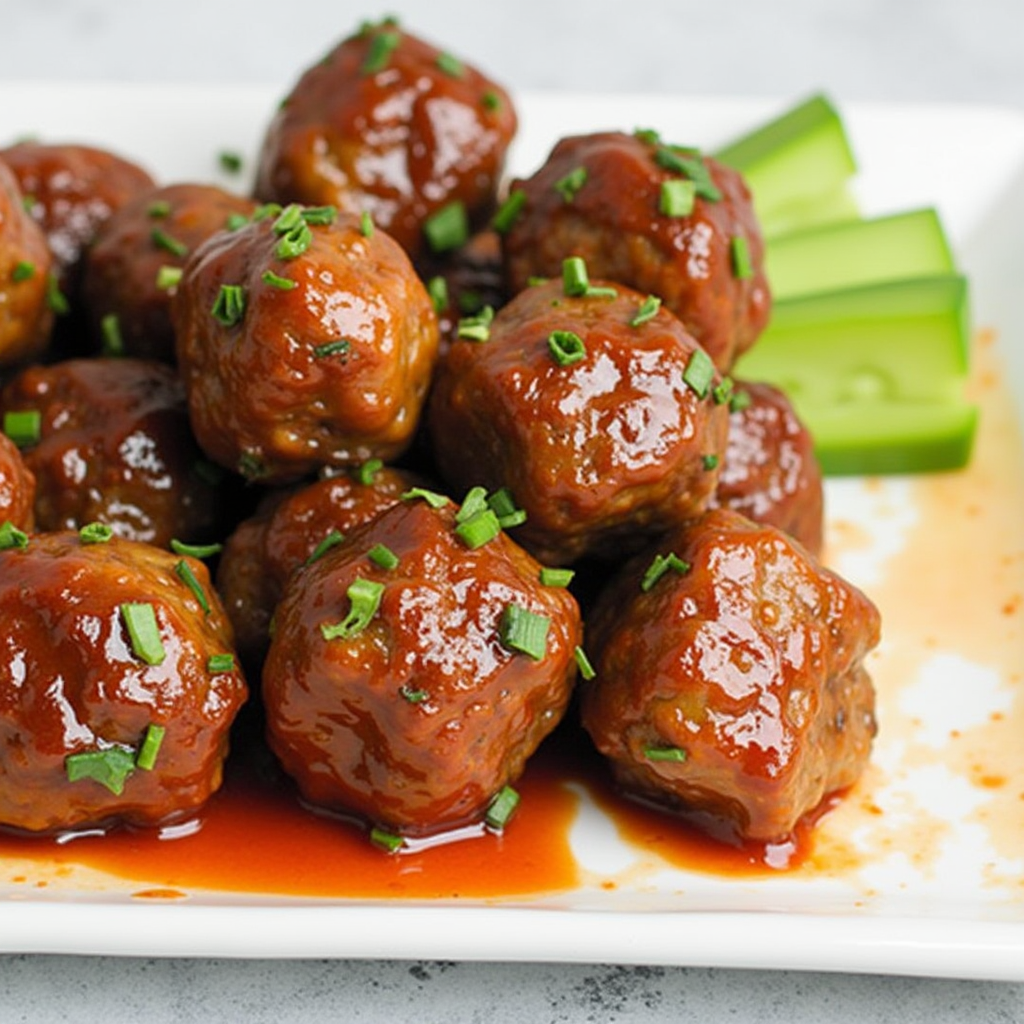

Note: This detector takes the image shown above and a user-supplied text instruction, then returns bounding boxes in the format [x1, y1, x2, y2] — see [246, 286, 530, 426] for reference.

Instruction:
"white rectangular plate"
[1, 84, 1023, 980]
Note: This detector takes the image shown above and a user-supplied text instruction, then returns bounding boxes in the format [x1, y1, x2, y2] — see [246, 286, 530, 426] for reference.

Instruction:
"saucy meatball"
[254, 18, 517, 262]
[0, 357, 234, 547]
[216, 462, 422, 668]
[0, 531, 247, 834]
[0, 432, 35, 530]
[172, 204, 439, 483]
[0, 158, 54, 368]
[82, 182, 259, 362]
[711, 381, 824, 556]
[0, 141, 156, 306]
[501, 130, 770, 371]
[580, 508, 880, 844]
[428, 270, 730, 565]
[262, 491, 582, 841]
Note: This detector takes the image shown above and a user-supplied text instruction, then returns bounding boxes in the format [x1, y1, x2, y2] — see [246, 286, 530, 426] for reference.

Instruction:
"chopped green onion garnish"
[45, 273, 69, 315]
[321, 577, 386, 640]
[155, 265, 183, 291]
[0, 521, 29, 550]
[367, 543, 400, 570]
[574, 646, 596, 680]
[79, 522, 113, 544]
[640, 552, 690, 592]
[369, 826, 404, 852]
[147, 200, 171, 218]
[729, 388, 752, 413]
[436, 51, 465, 77]
[151, 227, 189, 258]
[630, 295, 662, 327]
[275, 221, 313, 259]
[219, 151, 243, 174]
[225, 212, 250, 231]
[712, 376, 735, 405]
[492, 189, 526, 234]
[634, 127, 662, 146]
[120, 602, 166, 666]
[455, 508, 501, 550]
[312, 339, 351, 359]
[643, 744, 687, 763]
[499, 603, 550, 661]
[539, 566, 574, 588]
[3, 409, 41, 447]
[682, 348, 715, 398]
[653, 146, 722, 201]
[237, 450, 265, 479]
[548, 329, 586, 367]
[481, 90, 501, 112]
[702, 453, 720, 470]
[262, 269, 297, 290]
[356, 458, 383, 485]
[659, 178, 697, 218]
[175, 559, 211, 614]
[304, 529, 345, 567]
[361, 29, 401, 74]
[455, 486, 489, 523]
[423, 200, 469, 253]
[731, 235, 754, 279]
[11, 260, 35, 282]
[170, 539, 223, 559]
[426, 275, 448, 313]
[207, 653, 235, 673]
[301, 205, 337, 226]
[562, 256, 590, 297]
[486, 488, 526, 528]
[554, 166, 587, 202]
[401, 487, 450, 508]
[211, 284, 246, 327]
[252, 202, 282, 221]
[272, 204, 304, 234]
[399, 684, 429, 704]
[135, 724, 166, 771]
[485, 785, 520, 829]
[457, 305, 494, 342]
[65, 746, 136, 795]
[360, 210, 374, 237]
[99, 312, 124, 356]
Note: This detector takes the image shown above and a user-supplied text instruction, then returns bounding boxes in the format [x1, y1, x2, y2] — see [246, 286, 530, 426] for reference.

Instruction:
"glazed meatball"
[172, 205, 439, 483]
[82, 182, 259, 362]
[501, 130, 770, 370]
[0, 141, 156, 306]
[0, 357, 235, 547]
[254, 18, 517, 262]
[580, 508, 880, 844]
[711, 381, 824, 556]
[262, 491, 582, 840]
[216, 462, 422, 668]
[0, 158, 54, 368]
[428, 271, 730, 565]
[0, 531, 247, 834]
[0, 432, 35, 530]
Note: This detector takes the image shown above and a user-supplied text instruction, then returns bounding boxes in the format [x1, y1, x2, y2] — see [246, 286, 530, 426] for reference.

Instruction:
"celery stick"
[767, 208, 956, 300]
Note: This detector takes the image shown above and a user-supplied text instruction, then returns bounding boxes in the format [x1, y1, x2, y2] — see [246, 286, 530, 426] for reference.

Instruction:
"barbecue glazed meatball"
[580, 508, 880, 843]
[82, 183, 259, 362]
[428, 274, 730, 565]
[0, 532, 247, 834]
[216, 462, 421, 668]
[0, 141, 156, 306]
[254, 18, 517, 262]
[0, 357, 233, 547]
[262, 492, 582, 839]
[0, 433, 35, 530]
[0, 159, 54, 368]
[711, 381, 824, 556]
[172, 205, 440, 484]
[501, 130, 770, 370]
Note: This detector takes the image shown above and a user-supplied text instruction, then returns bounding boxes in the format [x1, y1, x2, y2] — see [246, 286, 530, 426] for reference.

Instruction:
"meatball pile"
[0, 15, 881, 854]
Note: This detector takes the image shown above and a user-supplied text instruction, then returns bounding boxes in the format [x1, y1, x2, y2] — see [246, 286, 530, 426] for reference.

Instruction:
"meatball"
[0, 158, 54, 368]
[711, 381, 824, 556]
[0, 357, 235, 547]
[0, 141, 156, 307]
[172, 204, 439, 483]
[262, 491, 582, 841]
[501, 130, 771, 371]
[254, 18, 517, 262]
[216, 462, 422, 668]
[0, 531, 247, 834]
[428, 271, 730, 565]
[0, 432, 35, 530]
[580, 508, 880, 844]
[82, 182, 259, 362]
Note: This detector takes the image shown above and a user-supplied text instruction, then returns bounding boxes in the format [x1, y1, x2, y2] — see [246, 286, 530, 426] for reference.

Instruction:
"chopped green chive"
[211, 284, 246, 326]
[362, 29, 401, 74]
[304, 529, 345, 567]
[654, 146, 722, 201]
[3, 409, 41, 447]
[401, 487, 450, 508]
[65, 746, 136, 795]
[45, 272, 69, 315]
[712, 376, 735, 406]
[562, 255, 613, 298]
[0, 521, 29, 550]
[399, 684, 429, 704]
[360, 210, 374, 237]
[499, 603, 550, 661]
[252, 202, 282, 222]
[702, 453, 720, 470]
[436, 51, 465, 77]
[731, 235, 754, 279]
[369, 826, 404, 852]
[486, 488, 526, 528]
[455, 486, 489, 523]
[175, 559, 211, 614]
[630, 294, 662, 327]
[100, 312, 124, 356]
[423, 200, 469, 253]
[456, 305, 494, 342]
[262, 269, 297, 290]
[151, 227, 189, 258]
[492, 189, 526, 234]
[79, 522, 113, 544]
[272, 204, 304, 234]
[548, 329, 586, 367]
[640, 552, 690, 592]
[155, 265, 183, 291]
[574, 646, 596, 680]
[11, 260, 35, 282]
[170, 539, 223, 559]
[682, 348, 716, 398]
[320, 577, 386, 640]
[367, 543, 400, 570]
[643, 744, 687, 763]
[426, 275, 448, 313]
[275, 221, 313, 259]
[207, 653, 236, 673]
[455, 508, 501, 550]
[554, 166, 587, 202]
[481, 90, 501, 112]
[225, 212, 250, 231]
[539, 566, 575, 588]
[147, 200, 172, 218]
[485, 785, 520, 829]
[135, 724, 166, 771]
[312, 339, 351, 359]
[659, 178, 697, 217]
[356, 458, 383, 485]
[219, 151, 243, 174]
[634, 127, 662, 146]
[729, 388, 752, 413]
[120, 602, 166, 666]
[237, 450, 265, 479]
[301, 205, 337, 226]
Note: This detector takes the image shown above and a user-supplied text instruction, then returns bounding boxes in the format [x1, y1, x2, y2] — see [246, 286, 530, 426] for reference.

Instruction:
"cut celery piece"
[714, 93, 859, 237]
[767, 208, 956, 300]
[803, 401, 978, 475]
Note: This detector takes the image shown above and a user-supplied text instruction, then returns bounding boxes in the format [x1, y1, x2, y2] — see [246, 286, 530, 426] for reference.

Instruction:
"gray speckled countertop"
[1, 1, 1023, 1021]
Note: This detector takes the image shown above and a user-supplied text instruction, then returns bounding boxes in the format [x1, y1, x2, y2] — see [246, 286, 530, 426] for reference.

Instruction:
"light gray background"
[2, 1, 1023, 1021]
